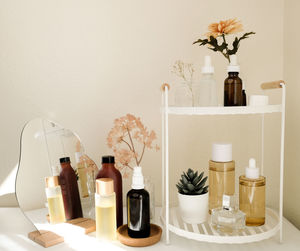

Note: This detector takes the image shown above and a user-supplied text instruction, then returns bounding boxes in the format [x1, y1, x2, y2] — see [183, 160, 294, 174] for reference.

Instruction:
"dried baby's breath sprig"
[171, 60, 194, 82]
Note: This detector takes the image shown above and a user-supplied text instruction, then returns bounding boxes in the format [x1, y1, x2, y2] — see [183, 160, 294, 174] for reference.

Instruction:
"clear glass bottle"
[75, 152, 89, 198]
[193, 56, 218, 106]
[209, 143, 235, 213]
[45, 176, 66, 224]
[211, 195, 245, 234]
[95, 178, 116, 240]
[174, 82, 193, 107]
[239, 158, 266, 226]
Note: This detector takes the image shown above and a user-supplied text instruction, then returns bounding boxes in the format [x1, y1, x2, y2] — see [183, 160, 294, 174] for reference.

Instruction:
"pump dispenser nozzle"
[245, 158, 260, 179]
[132, 166, 144, 189]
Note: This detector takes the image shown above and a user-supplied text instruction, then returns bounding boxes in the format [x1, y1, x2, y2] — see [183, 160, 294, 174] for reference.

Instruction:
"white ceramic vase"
[177, 192, 208, 224]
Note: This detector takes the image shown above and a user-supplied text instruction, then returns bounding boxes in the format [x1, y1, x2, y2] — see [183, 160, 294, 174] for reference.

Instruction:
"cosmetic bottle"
[75, 152, 89, 198]
[211, 194, 245, 234]
[59, 157, 83, 220]
[192, 55, 218, 106]
[239, 158, 266, 226]
[209, 143, 235, 213]
[45, 176, 66, 224]
[95, 178, 116, 240]
[127, 167, 150, 238]
[96, 156, 123, 228]
[224, 55, 243, 106]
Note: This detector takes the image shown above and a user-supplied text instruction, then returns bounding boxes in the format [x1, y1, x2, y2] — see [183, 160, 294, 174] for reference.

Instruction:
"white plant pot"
[177, 192, 208, 224]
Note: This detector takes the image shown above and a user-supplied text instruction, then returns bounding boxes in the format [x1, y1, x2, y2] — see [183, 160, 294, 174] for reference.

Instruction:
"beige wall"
[0, 0, 289, 222]
[284, 0, 300, 229]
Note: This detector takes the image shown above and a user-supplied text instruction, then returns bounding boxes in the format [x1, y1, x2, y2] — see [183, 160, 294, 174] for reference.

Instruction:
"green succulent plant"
[176, 168, 208, 195]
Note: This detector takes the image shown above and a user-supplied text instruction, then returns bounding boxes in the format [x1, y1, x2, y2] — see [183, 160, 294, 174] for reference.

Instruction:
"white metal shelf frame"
[161, 81, 286, 244]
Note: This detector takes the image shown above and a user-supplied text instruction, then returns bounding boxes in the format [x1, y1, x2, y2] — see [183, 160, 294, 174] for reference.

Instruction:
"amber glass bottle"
[224, 55, 243, 106]
[239, 158, 266, 226]
[96, 156, 123, 228]
[209, 143, 235, 213]
[59, 157, 83, 220]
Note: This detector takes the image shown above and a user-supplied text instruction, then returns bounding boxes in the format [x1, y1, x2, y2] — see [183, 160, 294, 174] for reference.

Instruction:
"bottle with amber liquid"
[59, 157, 83, 220]
[45, 176, 66, 224]
[96, 156, 123, 228]
[224, 55, 243, 106]
[209, 143, 235, 213]
[239, 158, 266, 226]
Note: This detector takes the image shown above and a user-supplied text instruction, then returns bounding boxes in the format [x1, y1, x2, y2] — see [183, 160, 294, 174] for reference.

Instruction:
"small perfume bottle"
[45, 176, 66, 224]
[211, 195, 245, 234]
[239, 158, 266, 226]
[95, 178, 116, 240]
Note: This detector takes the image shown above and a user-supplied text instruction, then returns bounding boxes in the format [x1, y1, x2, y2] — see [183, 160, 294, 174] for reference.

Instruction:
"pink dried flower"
[106, 114, 159, 177]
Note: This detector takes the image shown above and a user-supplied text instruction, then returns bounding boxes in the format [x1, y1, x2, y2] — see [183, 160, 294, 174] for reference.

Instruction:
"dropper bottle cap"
[201, 55, 214, 74]
[245, 158, 260, 179]
[132, 166, 144, 189]
[227, 55, 240, 72]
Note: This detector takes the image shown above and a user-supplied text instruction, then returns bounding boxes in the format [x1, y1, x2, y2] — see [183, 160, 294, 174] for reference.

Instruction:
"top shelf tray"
[166, 105, 282, 116]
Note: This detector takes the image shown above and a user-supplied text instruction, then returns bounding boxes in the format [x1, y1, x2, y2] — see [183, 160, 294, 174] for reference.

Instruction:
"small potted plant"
[176, 169, 209, 224]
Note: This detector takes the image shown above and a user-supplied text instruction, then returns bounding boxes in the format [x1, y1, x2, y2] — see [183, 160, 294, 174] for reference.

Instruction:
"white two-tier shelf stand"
[160, 80, 286, 244]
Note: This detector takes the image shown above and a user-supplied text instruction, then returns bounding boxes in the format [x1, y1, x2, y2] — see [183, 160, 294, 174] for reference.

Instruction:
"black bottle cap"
[60, 157, 70, 163]
[102, 155, 115, 164]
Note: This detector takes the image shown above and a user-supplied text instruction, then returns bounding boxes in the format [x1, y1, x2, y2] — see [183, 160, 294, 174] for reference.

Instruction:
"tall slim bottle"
[75, 152, 89, 198]
[45, 176, 66, 224]
[239, 158, 266, 226]
[95, 178, 116, 240]
[59, 157, 83, 220]
[224, 55, 243, 106]
[96, 156, 123, 228]
[209, 143, 235, 213]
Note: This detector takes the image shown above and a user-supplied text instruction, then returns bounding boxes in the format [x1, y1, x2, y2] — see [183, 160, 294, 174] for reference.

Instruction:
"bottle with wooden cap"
[59, 157, 83, 220]
[209, 143, 235, 213]
[96, 155, 123, 227]
[239, 158, 266, 226]
[95, 178, 116, 240]
[45, 176, 66, 224]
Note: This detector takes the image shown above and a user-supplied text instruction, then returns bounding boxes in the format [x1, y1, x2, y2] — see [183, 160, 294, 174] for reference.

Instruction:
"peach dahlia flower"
[205, 18, 243, 38]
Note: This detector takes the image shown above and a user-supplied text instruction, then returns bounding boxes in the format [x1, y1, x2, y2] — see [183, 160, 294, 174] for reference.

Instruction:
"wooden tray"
[117, 224, 162, 247]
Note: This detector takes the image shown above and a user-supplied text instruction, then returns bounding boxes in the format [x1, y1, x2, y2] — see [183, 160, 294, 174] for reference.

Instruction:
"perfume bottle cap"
[45, 176, 59, 188]
[96, 178, 114, 196]
[245, 158, 260, 179]
[132, 166, 144, 189]
[201, 55, 214, 74]
[102, 155, 115, 164]
[75, 152, 83, 163]
[212, 143, 232, 162]
[222, 194, 232, 210]
[227, 55, 240, 72]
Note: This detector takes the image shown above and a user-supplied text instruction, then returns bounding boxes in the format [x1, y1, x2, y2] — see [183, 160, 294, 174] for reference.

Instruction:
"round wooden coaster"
[117, 224, 162, 247]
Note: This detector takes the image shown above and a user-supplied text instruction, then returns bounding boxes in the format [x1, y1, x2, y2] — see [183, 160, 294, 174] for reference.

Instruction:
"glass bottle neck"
[60, 162, 71, 168]
[102, 163, 116, 169]
[228, 72, 239, 77]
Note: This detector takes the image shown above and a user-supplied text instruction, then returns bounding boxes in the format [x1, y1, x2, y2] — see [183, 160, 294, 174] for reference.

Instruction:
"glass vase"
[174, 82, 193, 107]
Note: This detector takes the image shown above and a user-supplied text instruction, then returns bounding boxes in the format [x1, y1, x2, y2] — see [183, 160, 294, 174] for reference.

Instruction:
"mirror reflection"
[16, 118, 97, 231]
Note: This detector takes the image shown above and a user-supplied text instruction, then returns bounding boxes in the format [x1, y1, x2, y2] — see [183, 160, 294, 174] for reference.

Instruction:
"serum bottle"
[127, 167, 150, 238]
[95, 178, 116, 240]
[239, 158, 266, 226]
[45, 176, 66, 224]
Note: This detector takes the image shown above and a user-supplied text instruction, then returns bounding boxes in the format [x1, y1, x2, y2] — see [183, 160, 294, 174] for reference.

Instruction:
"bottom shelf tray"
[160, 207, 279, 244]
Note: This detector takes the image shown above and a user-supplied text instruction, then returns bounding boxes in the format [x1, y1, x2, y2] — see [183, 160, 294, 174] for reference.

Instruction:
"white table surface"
[1, 207, 300, 251]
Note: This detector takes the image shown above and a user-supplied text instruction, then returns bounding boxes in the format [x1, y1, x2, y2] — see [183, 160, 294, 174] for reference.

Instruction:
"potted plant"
[176, 168, 209, 224]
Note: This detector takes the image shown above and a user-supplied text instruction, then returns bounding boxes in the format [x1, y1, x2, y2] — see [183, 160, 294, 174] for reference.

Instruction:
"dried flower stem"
[138, 143, 146, 165]
[127, 127, 139, 166]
